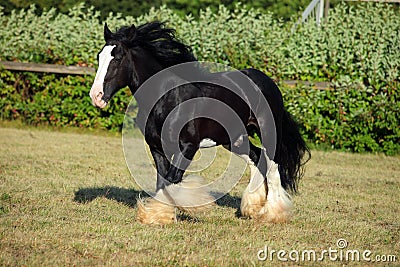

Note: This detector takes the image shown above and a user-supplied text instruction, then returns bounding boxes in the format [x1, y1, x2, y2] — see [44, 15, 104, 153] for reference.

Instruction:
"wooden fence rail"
[0, 61, 95, 75]
[0, 60, 332, 90]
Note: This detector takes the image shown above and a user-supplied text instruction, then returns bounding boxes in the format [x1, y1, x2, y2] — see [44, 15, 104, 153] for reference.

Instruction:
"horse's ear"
[128, 24, 137, 43]
[104, 23, 113, 42]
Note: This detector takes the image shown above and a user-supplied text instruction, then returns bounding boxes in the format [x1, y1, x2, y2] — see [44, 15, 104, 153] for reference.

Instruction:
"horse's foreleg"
[137, 149, 176, 225]
[151, 150, 172, 191]
[136, 190, 177, 225]
[164, 142, 197, 184]
[163, 142, 214, 212]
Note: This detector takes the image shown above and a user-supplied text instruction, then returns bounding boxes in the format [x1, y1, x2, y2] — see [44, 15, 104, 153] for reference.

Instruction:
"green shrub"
[282, 82, 400, 155]
[0, 71, 132, 131]
[0, 3, 399, 154]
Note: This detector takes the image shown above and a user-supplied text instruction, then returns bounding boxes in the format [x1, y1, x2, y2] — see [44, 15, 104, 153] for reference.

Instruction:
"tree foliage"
[0, 0, 332, 21]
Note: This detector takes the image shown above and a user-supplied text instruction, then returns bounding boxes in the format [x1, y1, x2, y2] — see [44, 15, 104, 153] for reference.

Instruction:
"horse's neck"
[130, 49, 165, 116]
[130, 49, 163, 89]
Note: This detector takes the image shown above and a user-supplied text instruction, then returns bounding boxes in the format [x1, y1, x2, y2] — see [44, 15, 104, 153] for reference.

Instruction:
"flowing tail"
[275, 109, 310, 192]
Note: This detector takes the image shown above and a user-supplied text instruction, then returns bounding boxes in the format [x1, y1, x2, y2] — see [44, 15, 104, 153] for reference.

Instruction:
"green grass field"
[0, 127, 399, 266]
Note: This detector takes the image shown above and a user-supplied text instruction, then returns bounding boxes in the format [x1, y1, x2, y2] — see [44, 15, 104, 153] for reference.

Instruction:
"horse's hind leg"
[240, 156, 267, 219]
[240, 143, 267, 219]
[258, 149, 293, 223]
[240, 144, 292, 222]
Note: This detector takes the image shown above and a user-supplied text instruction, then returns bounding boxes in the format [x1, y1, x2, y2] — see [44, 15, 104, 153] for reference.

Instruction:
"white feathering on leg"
[240, 160, 266, 218]
[259, 155, 293, 223]
[136, 189, 177, 225]
[163, 174, 215, 214]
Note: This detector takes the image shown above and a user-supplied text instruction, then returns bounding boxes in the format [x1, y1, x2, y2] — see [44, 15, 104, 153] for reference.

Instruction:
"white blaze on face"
[89, 45, 116, 108]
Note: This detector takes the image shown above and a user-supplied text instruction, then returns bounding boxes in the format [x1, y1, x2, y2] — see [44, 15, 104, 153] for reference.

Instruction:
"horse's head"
[89, 23, 137, 108]
[90, 21, 197, 108]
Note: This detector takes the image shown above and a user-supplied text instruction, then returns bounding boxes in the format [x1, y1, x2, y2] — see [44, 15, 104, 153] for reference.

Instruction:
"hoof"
[240, 188, 266, 219]
[258, 195, 293, 223]
[136, 197, 176, 225]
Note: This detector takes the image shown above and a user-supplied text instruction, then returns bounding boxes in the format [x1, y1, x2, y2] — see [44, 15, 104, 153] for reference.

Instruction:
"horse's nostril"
[97, 92, 103, 99]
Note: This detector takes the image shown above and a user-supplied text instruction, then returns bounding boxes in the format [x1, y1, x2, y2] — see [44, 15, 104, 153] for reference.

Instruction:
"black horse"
[89, 22, 310, 224]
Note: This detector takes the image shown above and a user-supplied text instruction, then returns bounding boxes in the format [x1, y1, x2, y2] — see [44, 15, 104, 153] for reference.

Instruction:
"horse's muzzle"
[90, 85, 108, 109]
[92, 92, 107, 109]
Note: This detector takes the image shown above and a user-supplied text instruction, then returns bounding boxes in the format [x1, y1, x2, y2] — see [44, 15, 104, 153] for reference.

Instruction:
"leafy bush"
[0, 3, 399, 154]
[0, 70, 131, 132]
[282, 82, 400, 155]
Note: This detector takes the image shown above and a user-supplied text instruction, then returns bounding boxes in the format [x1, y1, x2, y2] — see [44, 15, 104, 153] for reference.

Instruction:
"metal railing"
[302, 0, 325, 24]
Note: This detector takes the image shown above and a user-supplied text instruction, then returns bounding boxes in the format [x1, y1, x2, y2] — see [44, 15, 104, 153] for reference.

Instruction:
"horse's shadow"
[214, 193, 242, 217]
[73, 186, 147, 208]
[74, 187, 242, 216]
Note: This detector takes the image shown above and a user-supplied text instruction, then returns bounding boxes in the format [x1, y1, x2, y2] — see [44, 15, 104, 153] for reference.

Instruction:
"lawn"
[0, 127, 399, 266]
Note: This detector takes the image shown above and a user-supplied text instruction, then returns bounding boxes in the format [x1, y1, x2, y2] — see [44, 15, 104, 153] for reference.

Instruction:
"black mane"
[113, 21, 197, 68]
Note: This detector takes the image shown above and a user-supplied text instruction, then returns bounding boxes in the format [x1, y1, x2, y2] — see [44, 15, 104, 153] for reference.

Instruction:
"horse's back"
[240, 68, 283, 106]
[239, 68, 284, 120]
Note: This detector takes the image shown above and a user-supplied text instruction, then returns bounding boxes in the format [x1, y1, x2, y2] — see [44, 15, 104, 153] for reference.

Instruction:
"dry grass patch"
[0, 127, 399, 266]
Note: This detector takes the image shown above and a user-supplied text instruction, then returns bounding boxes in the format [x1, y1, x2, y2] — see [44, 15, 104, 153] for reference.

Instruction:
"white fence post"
[302, 0, 325, 25]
